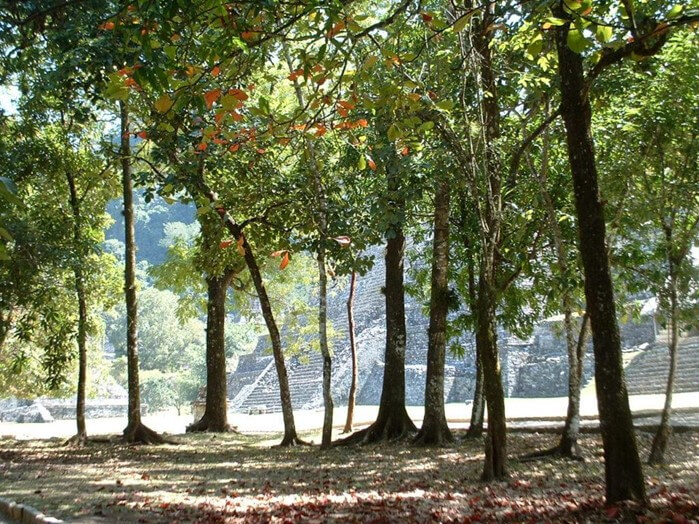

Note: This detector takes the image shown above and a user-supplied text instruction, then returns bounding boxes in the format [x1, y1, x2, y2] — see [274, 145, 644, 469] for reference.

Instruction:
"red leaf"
[211, 65, 221, 77]
[367, 157, 377, 171]
[280, 251, 290, 270]
[197, 142, 208, 151]
[421, 12, 433, 22]
[400, 146, 409, 156]
[98, 21, 115, 30]
[136, 130, 148, 139]
[228, 88, 248, 101]
[220, 240, 233, 249]
[204, 89, 221, 109]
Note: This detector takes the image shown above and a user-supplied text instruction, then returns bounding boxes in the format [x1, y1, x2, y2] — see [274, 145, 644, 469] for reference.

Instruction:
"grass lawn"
[1, 429, 697, 523]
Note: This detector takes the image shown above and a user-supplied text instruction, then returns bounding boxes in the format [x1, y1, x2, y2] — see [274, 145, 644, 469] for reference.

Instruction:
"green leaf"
[595, 25, 613, 43]
[567, 29, 590, 54]
[387, 124, 402, 141]
[362, 55, 378, 70]
[667, 5, 683, 18]
[436, 100, 455, 111]
[453, 12, 473, 33]
[357, 155, 366, 170]
[0, 226, 12, 241]
[417, 121, 434, 133]
[526, 39, 544, 58]
[154, 95, 175, 113]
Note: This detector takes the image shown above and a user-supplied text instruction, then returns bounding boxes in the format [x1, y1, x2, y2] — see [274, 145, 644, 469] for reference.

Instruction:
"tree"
[414, 170, 453, 446]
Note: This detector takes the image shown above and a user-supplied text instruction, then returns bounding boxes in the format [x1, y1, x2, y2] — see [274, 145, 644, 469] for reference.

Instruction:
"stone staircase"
[624, 335, 699, 395]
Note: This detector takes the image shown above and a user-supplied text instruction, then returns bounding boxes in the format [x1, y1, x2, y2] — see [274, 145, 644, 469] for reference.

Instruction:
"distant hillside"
[105, 192, 196, 266]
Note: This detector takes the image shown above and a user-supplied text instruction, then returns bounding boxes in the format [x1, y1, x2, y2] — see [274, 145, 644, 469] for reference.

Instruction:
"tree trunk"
[0, 309, 12, 355]
[284, 46, 333, 448]
[120, 101, 163, 445]
[554, 12, 646, 504]
[318, 241, 334, 449]
[478, 271, 507, 480]
[415, 175, 453, 446]
[461, 202, 484, 439]
[188, 271, 234, 432]
[467, 334, 485, 439]
[533, 121, 587, 459]
[342, 270, 358, 434]
[208, 203, 304, 446]
[335, 145, 416, 446]
[559, 312, 589, 457]
[648, 230, 679, 465]
[66, 172, 88, 445]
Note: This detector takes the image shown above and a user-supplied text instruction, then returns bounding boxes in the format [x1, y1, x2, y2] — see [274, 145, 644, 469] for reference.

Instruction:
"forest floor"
[0, 430, 697, 523]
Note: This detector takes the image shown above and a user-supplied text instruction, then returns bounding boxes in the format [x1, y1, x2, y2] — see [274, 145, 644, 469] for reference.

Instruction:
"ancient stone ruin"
[220, 247, 684, 414]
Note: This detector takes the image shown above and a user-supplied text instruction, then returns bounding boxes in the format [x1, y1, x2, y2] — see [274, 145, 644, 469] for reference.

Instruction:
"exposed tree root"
[63, 433, 89, 447]
[186, 416, 239, 434]
[274, 433, 312, 448]
[413, 425, 454, 447]
[519, 443, 584, 463]
[334, 412, 417, 447]
[123, 422, 167, 445]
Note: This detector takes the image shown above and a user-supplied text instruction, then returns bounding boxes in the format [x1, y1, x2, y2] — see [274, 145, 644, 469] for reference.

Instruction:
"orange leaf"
[211, 65, 221, 77]
[542, 22, 552, 29]
[214, 112, 225, 124]
[277, 137, 291, 145]
[338, 100, 355, 111]
[241, 31, 257, 41]
[136, 130, 148, 139]
[256, 148, 266, 154]
[236, 235, 245, 256]
[280, 251, 290, 270]
[367, 157, 376, 171]
[204, 89, 221, 109]
[229, 144, 240, 152]
[401, 146, 410, 156]
[333, 236, 351, 247]
[270, 249, 287, 257]
[212, 138, 227, 145]
[229, 88, 248, 101]
[231, 110, 244, 122]
[356, 118, 368, 127]
[314, 124, 327, 137]
[338, 107, 349, 118]
[197, 142, 208, 151]
[170, 33, 181, 41]
[220, 240, 233, 249]
[421, 12, 433, 22]
[98, 21, 115, 30]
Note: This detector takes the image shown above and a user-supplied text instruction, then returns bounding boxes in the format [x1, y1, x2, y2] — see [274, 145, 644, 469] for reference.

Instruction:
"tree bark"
[188, 271, 235, 433]
[415, 175, 453, 446]
[120, 101, 163, 445]
[335, 150, 416, 445]
[66, 171, 88, 445]
[342, 270, 358, 434]
[206, 202, 304, 446]
[648, 229, 680, 465]
[554, 9, 646, 504]
[284, 46, 334, 448]
[559, 312, 589, 457]
[467, 332, 485, 439]
[478, 272, 507, 480]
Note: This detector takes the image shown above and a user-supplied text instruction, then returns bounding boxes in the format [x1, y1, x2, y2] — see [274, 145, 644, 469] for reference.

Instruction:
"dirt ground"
[1, 429, 697, 523]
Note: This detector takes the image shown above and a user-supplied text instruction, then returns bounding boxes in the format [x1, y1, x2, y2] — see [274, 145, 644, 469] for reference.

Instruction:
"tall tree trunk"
[461, 197, 484, 439]
[559, 312, 589, 456]
[474, 1, 507, 481]
[206, 200, 304, 446]
[467, 334, 485, 439]
[648, 229, 679, 465]
[554, 10, 646, 504]
[533, 120, 587, 459]
[284, 46, 333, 448]
[188, 271, 235, 432]
[336, 144, 416, 446]
[66, 172, 88, 445]
[0, 309, 12, 355]
[415, 175, 453, 445]
[120, 101, 163, 445]
[342, 270, 358, 434]
[478, 271, 507, 480]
